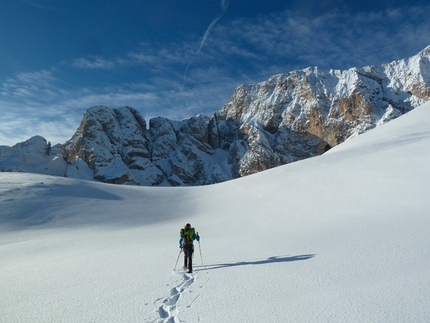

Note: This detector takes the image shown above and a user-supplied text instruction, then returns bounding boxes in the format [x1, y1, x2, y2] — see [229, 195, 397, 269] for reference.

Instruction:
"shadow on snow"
[195, 254, 316, 271]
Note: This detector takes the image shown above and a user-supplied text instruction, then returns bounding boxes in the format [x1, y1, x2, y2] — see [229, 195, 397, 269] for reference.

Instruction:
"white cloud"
[0, 66, 233, 146]
[72, 57, 116, 69]
[1, 4, 429, 146]
[206, 5, 430, 72]
[0, 100, 82, 146]
[67, 5, 430, 79]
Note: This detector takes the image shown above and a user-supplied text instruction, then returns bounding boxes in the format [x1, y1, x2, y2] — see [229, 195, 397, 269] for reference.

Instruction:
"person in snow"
[179, 223, 200, 273]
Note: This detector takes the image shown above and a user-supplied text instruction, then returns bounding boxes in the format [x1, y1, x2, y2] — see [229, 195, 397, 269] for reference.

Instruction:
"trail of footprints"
[156, 273, 196, 323]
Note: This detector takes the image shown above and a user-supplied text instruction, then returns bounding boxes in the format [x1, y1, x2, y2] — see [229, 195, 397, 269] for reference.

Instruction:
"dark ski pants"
[183, 244, 194, 270]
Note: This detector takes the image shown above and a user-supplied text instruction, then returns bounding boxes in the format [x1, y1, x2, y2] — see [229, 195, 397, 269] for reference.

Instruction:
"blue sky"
[1, 0, 430, 146]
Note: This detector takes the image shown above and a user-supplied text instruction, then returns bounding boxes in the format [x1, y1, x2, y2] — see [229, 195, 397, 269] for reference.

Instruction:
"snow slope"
[1, 102, 430, 322]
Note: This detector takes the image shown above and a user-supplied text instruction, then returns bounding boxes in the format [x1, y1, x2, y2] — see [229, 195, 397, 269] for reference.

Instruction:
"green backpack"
[181, 226, 196, 244]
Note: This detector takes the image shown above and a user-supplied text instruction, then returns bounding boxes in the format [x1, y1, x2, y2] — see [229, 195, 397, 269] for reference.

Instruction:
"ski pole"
[174, 248, 182, 271]
[197, 233, 207, 271]
[198, 241, 203, 265]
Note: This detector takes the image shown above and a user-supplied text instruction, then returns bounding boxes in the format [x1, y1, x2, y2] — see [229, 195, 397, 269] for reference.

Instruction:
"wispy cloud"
[0, 66, 233, 145]
[69, 4, 430, 77]
[100, 5, 430, 84]
[1, 70, 66, 106]
[181, 0, 230, 90]
[72, 57, 117, 69]
[212, 5, 430, 71]
[1, 4, 430, 146]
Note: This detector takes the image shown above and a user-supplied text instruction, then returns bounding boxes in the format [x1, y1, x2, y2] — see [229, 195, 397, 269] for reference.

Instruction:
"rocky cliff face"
[60, 102, 331, 186]
[206, 46, 430, 178]
[2, 46, 430, 185]
[61, 106, 230, 186]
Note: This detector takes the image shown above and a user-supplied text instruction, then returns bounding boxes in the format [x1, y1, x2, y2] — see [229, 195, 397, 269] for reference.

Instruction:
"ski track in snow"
[153, 272, 202, 323]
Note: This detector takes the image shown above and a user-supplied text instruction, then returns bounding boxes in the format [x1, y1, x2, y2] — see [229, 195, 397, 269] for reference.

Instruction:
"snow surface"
[1, 102, 430, 322]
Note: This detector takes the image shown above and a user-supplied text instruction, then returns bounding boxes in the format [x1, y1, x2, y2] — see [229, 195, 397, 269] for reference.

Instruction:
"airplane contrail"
[181, 0, 229, 91]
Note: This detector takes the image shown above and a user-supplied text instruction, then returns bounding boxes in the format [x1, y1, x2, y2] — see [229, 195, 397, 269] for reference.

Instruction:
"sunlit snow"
[1, 102, 430, 322]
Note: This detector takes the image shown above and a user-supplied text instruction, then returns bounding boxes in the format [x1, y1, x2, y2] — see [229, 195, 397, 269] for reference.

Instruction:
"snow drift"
[1, 102, 430, 322]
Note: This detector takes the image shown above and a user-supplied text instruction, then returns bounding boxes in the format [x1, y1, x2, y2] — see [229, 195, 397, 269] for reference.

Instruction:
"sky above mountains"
[1, 0, 430, 146]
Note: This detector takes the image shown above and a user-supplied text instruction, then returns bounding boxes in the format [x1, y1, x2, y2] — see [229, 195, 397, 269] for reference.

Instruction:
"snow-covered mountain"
[1, 46, 430, 186]
[0, 136, 65, 175]
[1, 100, 429, 322]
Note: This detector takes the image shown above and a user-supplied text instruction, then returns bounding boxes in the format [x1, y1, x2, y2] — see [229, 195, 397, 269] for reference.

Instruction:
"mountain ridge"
[1, 45, 429, 186]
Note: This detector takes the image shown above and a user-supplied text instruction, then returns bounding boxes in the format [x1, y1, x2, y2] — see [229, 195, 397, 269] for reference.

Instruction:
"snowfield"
[1, 102, 430, 322]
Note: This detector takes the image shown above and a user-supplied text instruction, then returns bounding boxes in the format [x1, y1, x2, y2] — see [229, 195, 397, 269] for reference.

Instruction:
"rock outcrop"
[205, 46, 430, 178]
[2, 46, 430, 185]
[61, 106, 230, 185]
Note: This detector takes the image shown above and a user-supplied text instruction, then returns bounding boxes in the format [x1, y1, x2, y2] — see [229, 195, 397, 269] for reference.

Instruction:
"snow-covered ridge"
[1, 46, 429, 186]
[0, 136, 65, 176]
[222, 45, 430, 142]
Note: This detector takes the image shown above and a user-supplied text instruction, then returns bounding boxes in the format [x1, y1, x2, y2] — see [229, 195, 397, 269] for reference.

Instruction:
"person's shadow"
[195, 254, 315, 271]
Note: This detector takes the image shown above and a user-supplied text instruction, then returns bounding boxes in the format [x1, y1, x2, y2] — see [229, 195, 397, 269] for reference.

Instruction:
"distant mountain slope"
[1, 46, 429, 186]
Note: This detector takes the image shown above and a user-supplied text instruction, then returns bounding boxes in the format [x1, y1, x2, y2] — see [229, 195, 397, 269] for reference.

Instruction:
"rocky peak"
[13, 135, 52, 156]
[0, 136, 65, 175]
[2, 46, 430, 186]
[221, 47, 429, 144]
[59, 46, 430, 185]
